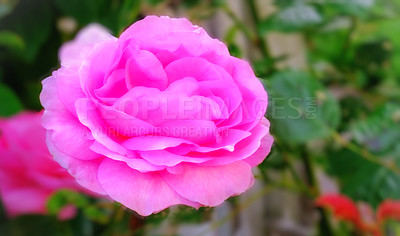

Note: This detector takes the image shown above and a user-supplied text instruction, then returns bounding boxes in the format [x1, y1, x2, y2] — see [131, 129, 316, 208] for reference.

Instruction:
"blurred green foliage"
[267, 70, 340, 144]
[2, 0, 400, 235]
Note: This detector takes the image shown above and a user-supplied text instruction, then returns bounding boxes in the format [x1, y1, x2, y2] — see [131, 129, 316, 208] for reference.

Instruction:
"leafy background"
[1, 0, 400, 235]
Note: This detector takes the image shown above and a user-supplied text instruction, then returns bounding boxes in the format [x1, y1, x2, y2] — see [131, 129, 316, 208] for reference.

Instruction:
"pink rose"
[40, 16, 273, 216]
[0, 112, 81, 219]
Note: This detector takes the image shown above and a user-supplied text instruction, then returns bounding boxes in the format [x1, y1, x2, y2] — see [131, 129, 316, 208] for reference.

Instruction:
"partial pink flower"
[40, 16, 273, 216]
[0, 111, 82, 219]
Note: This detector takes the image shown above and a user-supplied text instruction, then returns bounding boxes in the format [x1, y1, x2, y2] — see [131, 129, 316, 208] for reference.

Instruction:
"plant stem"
[300, 146, 335, 236]
[257, 166, 270, 182]
[247, 0, 272, 60]
[283, 153, 315, 197]
[331, 131, 400, 174]
[317, 208, 335, 236]
[342, 16, 357, 58]
[0, 200, 6, 222]
[300, 147, 316, 188]
[222, 4, 254, 42]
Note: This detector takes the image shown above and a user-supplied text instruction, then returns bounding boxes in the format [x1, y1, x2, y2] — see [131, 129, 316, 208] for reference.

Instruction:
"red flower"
[316, 194, 363, 229]
[377, 200, 400, 223]
[316, 194, 400, 236]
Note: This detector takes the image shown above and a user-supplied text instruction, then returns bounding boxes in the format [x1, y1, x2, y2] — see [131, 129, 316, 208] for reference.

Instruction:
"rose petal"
[165, 57, 242, 116]
[125, 49, 168, 90]
[119, 16, 229, 57]
[98, 104, 157, 137]
[46, 133, 106, 195]
[139, 150, 211, 166]
[196, 122, 269, 165]
[98, 159, 199, 216]
[195, 128, 252, 153]
[122, 136, 196, 151]
[90, 141, 165, 172]
[159, 120, 217, 144]
[60, 24, 115, 67]
[230, 58, 268, 130]
[0, 188, 48, 217]
[95, 69, 128, 102]
[54, 68, 86, 117]
[41, 77, 101, 161]
[161, 161, 253, 206]
[79, 40, 118, 99]
[244, 118, 274, 167]
[166, 77, 200, 96]
[75, 98, 129, 156]
[113, 86, 219, 126]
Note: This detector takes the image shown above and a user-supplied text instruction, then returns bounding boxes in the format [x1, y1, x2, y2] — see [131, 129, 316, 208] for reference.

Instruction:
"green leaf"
[272, 0, 303, 9]
[325, 0, 375, 17]
[258, 147, 286, 170]
[145, 209, 170, 226]
[358, 19, 400, 79]
[118, 0, 141, 32]
[145, 0, 164, 6]
[338, 95, 369, 130]
[260, 4, 322, 33]
[182, 0, 201, 8]
[54, 0, 140, 34]
[227, 43, 242, 58]
[69, 211, 94, 236]
[353, 39, 392, 88]
[211, 0, 226, 7]
[0, 84, 23, 117]
[171, 207, 212, 224]
[267, 70, 340, 144]
[308, 29, 353, 67]
[47, 190, 89, 215]
[53, 0, 98, 25]
[0, 30, 24, 54]
[385, 221, 400, 235]
[327, 149, 400, 207]
[83, 206, 111, 224]
[0, 199, 6, 222]
[355, 39, 392, 69]
[0, 0, 52, 62]
[351, 103, 400, 157]
[1, 215, 69, 236]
